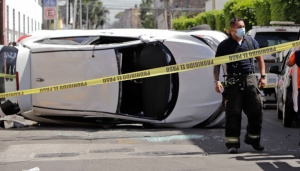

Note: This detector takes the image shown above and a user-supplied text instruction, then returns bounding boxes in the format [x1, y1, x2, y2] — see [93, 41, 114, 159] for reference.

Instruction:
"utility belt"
[221, 72, 255, 90]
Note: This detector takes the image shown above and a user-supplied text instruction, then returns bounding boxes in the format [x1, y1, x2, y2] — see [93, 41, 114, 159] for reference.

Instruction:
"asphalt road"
[0, 109, 299, 171]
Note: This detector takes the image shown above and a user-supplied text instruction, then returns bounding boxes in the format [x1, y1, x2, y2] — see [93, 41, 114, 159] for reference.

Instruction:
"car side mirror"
[269, 66, 281, 74]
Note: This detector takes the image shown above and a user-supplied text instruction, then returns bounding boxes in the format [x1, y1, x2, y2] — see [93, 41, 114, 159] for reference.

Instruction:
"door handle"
[36, 78, 44, 82]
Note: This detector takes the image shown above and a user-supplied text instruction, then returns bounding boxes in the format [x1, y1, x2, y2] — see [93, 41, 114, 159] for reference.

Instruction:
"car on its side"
[0, 29, 228, 128]
[269, 48, 299, 127]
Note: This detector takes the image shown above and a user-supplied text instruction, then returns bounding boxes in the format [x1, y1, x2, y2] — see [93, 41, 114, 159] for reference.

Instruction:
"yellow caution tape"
[0, 40, 299, 98]
[0, 73, 16, 79]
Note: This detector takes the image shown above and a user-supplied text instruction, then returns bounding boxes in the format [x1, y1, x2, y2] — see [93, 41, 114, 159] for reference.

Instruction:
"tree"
[115, 12, 125, 20]
[67, 0, 109, 29]
[270, 0, 300, 24]
[140, 0, 154, 28]
[111, 12, 124, 28]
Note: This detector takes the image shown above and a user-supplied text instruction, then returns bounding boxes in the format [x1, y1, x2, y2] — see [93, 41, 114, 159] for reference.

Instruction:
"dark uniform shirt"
[215, 34, 260, 74]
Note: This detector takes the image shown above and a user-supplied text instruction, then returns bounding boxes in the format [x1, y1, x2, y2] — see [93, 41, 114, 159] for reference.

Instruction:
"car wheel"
[283, 102, 293, 127]
[277, 100, 283, 120]
[142, 123, 155, 129]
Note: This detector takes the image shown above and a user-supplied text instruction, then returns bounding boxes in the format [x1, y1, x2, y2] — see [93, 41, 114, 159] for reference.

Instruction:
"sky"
[100, 0, 142, 25]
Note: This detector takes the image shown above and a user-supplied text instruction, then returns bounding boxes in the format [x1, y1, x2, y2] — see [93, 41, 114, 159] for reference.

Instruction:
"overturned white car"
[0, 29, 228, 128]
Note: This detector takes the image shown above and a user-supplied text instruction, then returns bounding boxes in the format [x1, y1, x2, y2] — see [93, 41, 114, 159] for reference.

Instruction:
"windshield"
[255, 32, 298, 48]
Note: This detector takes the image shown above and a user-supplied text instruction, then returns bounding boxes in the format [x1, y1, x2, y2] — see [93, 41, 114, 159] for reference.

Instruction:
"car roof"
[250, 26, 300, 32]
[19, 29, 193, 45]
[27, 29, 188, 39]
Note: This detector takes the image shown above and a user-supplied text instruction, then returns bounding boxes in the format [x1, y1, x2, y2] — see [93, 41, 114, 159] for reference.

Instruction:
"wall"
[120, 8, 140, 28]
[215, 0, 229, 10]
[205, 0, 213, 11]
[205, 0, 230, 11]
[6, 0, 42, 43]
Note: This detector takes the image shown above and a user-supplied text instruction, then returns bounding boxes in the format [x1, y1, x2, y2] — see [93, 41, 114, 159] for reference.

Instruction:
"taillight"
[17, 35, 31, 43]
[16, 72, 19, 90]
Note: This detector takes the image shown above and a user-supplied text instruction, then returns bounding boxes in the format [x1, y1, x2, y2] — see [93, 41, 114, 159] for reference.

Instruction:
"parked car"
[246, 21, 300, 105]
[0, 29, 228, 128]
[269, 48, 299, 127]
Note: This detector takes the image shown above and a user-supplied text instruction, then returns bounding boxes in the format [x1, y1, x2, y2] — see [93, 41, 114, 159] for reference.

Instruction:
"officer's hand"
[215, 81, 224, 94]
[259, 78, 266, 89]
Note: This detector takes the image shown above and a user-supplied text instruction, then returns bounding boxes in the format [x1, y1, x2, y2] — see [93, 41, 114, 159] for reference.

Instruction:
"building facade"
[120, 7, 140, 28]
[5, 0, 43, 44]
[205, 0, 230, 11]
[154, 0, 208, 29]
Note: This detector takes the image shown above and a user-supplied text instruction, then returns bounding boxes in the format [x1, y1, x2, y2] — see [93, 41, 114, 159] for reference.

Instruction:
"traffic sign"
[44, 7, 57, 20]
[44, 0, 57, 7]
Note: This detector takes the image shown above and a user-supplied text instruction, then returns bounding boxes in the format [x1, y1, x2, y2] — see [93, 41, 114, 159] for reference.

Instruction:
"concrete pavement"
[0, 109, 299, 171]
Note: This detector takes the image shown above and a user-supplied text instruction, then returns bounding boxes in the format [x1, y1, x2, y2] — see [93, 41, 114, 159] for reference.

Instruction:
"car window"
[278, 48, 294, 75]
[37, 36, 90, 45]
[90, 36, 139, 45]
[44, 39, 81, 45]
[255, 32, 298, 48]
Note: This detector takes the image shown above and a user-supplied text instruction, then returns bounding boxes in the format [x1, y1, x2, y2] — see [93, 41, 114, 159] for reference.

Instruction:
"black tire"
[283, 103, 293, 127]
[142, 123, 155, 129]
[277, 100, 283, 120]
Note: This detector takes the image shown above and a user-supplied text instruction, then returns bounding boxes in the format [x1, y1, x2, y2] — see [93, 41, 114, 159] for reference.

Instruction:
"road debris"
[0, 114, 38, 129]
[22, 167, 40, 171]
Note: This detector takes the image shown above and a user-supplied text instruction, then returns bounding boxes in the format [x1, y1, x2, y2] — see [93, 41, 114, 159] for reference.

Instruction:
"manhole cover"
[91, 148, 134, 153]
[130, 151, 206, 156]
[34, 153, 80, 158]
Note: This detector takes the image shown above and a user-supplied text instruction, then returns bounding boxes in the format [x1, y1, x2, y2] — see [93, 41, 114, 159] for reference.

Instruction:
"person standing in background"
[6, 42, 17, 81]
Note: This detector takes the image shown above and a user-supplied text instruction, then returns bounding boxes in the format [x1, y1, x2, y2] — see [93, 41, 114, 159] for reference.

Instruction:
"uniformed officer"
[286, 49, 300, 147]
[213, 17, 266, 153]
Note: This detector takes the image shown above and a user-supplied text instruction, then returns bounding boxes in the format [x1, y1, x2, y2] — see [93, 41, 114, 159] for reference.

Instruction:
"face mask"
[236, 28, 246, 38]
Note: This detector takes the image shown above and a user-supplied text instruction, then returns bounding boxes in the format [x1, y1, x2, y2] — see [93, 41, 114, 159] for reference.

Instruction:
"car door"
[29, 41, 143, 116]
[277, 49, 293, 110]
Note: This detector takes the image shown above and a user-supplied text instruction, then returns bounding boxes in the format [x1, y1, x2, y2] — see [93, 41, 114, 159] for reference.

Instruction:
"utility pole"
[79, 0, 82, 29]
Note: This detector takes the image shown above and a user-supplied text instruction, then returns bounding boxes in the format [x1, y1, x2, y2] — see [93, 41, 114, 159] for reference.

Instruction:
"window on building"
[27, 17, 30, 33]
[35, 21, 36, 31]
[23, 15, 25, 36]
[38, 0, 42, 6]
[31, 19, 33, 32]
[13, 9, 15, 41]
[27, 17, 29, 33]
[6, 5, 9, 43]
[18, 12, 21, 39]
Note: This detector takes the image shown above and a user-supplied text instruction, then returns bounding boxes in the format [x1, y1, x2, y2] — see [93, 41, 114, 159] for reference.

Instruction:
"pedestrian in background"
[213, 17, 266, 153]
[0, 45, 7, 102]
[6, 42, 17, 81]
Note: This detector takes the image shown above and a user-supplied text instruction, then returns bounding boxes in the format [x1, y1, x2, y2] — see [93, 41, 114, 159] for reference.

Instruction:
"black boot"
[228, 147, 238, 154]
[244, 134, 264, 151]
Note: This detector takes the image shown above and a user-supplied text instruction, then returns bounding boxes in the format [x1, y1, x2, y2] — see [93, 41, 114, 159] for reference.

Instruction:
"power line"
[102, 6, 205, 11]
